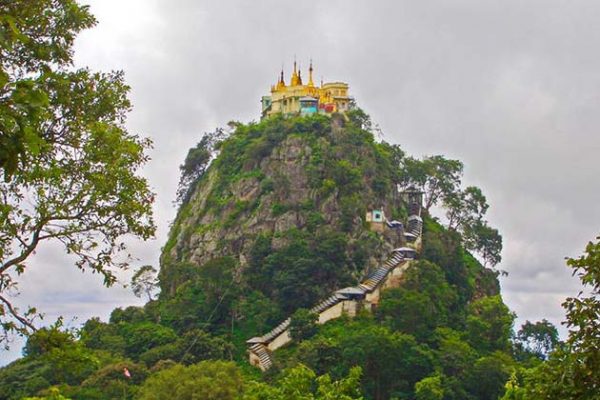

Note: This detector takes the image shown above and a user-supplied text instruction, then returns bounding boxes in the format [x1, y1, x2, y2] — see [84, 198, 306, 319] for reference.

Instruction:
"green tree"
[139, 329, 234, 367]
[463, 220, 503, 267]
[131, 265, 159, 302]
[117, 322, 177, 360]
[297, 337, 343, 376]
[519, 236, 600, 398]
[444, 186, 488, 231]
[250, 231, 351, 314]
[464, 352, 513, 400]
[237, 290, 282, 336]
[80, 361, 148, 400]
[421, 217, 475, 306]
[434, 328, 477, 380]
[136, 360, 244, 400]
[515, 319, 559, 360]
[562, 236, 600, 393]
[79, 317, 126, 355]
[289, 308, 318, 342]
[500, 372, 527, 400]
[176, 128, 227, 204]
[23, 386, 71, 400]
[338, 323, 434, 400]
[378, 261, 458, 340]
[443, 186, 503, 268]
[402, 155, 463, 211]
[23, 326, 100, 387]
[415, 375, 444, 400]
[23, 325, 74, 357]
[241, 364, 363, 400]
[0, 0, 155, 343]
[0, 357, 51, 399]
[465, 295, 515, 354]
[160, 257, 238, 332]
[0, 0, 95, 176]
[109, 306, 147, 324]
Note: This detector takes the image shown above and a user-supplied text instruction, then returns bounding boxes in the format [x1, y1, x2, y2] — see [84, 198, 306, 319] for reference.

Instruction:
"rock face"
[159, 114, 407, 304]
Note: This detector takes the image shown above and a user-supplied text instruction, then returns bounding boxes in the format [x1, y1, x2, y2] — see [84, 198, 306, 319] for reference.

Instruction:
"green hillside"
[0, 111, 551, 400]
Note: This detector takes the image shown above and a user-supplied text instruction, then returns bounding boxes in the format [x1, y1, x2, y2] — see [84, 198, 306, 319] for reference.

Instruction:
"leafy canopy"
[0, 0, 155, 345]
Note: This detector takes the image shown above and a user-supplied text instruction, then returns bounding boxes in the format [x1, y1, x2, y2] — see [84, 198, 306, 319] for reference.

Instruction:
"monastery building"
[261, 61, 352, 118]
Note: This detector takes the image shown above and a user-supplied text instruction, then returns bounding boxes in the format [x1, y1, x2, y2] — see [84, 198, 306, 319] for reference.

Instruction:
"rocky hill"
[0, 110, 521, 400]
[159, 112, 409, 320]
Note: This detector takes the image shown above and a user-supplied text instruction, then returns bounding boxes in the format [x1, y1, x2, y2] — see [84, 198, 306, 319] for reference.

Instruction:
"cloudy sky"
[4, 0, 599, 363]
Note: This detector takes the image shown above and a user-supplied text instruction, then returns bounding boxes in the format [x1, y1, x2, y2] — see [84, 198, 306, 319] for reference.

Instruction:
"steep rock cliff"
[159, 112, 407, 321]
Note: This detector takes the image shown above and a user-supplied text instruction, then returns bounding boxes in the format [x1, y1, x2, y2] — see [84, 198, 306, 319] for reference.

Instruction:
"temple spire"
[275, 67, 286, 90]
[308, 59, 315, 87]
[291, 58, 300, 86]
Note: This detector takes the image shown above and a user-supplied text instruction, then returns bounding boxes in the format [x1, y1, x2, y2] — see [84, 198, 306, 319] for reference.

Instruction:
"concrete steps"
[246, 204, 423, 371]
[249, 343, 273, 371]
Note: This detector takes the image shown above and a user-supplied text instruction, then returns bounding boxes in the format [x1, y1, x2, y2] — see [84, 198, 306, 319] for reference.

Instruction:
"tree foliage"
[444, 186, 488, 231]
[378, 261, 458, 340]
[289, 308, 318, 342]
[0, 0, 155, 344]
[159, 257, 238, 332]
[514, 236, 600, 398]
[402, 155, 502, 267]
[131, 265, 159, 302]
[464, 352, 513, 400]
[415, 375, 444, 400]
[402, 155, 463, 211]
[296, 319, 434, 400]
[466, 295, 515, 354]
[136, 360, 243, 400]
[0, 0, 96, 176]
[176, 127, 227, 204]
[242, 364, 363, 400]
[463, 220, 503, 267]
[563, 236, 600, 390]
[515, 319, 559, 360]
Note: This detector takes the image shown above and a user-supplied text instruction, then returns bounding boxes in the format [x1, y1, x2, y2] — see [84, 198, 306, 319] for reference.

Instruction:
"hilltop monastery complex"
[261, 61, 352, 118]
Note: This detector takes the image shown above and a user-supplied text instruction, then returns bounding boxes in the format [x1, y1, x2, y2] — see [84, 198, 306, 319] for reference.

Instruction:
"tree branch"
[0, 217, 48, 276]
[0, 293, 37, 332]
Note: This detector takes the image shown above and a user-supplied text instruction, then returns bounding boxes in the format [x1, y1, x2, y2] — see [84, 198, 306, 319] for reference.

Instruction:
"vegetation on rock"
[0, 108, 522, 399]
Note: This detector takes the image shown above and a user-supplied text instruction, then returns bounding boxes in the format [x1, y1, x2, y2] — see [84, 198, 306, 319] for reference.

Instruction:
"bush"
[80, 361, 148, 400]
[137, 361, 243, 400]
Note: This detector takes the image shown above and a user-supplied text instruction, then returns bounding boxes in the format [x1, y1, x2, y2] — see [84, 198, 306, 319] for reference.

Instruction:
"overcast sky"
[4, 0, 599, 364]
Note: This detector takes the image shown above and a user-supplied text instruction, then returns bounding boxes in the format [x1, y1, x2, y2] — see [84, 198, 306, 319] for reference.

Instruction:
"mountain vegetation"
[0, 107, 558, 400]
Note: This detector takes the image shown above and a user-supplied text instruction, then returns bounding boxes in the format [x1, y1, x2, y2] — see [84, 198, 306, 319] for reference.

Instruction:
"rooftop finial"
[275, 65, 286, 90]
[291, 55, 300, 86]
[308, 59, 315, 87]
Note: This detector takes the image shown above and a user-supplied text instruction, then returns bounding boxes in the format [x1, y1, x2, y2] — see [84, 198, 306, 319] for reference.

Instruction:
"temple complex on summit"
[261, 60, 352, 119]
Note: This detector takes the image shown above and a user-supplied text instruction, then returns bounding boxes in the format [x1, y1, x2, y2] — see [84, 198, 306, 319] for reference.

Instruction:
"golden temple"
[261, 60, 352, 118]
